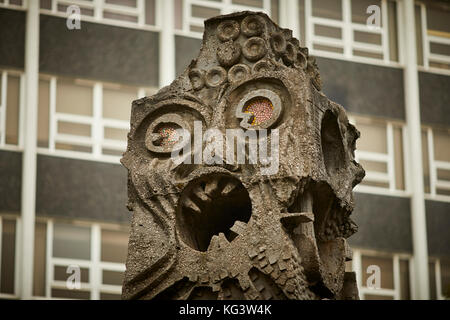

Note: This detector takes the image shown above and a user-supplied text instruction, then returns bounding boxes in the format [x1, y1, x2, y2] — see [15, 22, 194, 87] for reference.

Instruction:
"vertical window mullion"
[381, 0, 389, 63]
[14, 217, 21, 297]
[46, 220, 53, 298]
[137, 0, 145, 26]
[427, 128, 436, 196]
[90, 224, 101, 300]
[304, 0, 312, 51]
[0, 71, 7, 147]
[435, 259, 442, 300]
[401, 124, 411, 192]
[92, 83, 103, 158]
[0, 217, 2, 291]
[342, 0, 352, 59]
[48, 77, 57, 152]
[18, 74, 25, 148]
[420, 3, 429, 68]
[387, 122, 396, 191]
[393, 254, 401, 299]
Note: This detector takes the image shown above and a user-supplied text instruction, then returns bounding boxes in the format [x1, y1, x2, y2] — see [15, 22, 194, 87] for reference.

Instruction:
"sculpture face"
[121, 12, 365, 300]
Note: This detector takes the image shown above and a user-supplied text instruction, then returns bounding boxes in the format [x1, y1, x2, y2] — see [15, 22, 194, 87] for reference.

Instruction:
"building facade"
[0, 0, 448, 300]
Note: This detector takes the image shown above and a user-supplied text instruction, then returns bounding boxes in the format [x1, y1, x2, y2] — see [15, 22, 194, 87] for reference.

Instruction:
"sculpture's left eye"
[145, 113, 190, 154]
[235, 89, 282, 129]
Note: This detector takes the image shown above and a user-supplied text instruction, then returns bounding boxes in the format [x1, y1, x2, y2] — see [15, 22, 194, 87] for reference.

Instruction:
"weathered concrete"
[121, 11, 365, 300]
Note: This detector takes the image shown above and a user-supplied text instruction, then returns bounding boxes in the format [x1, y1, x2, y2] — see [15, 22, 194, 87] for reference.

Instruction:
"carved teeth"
[205, 179, 219, 197]
[193, 186, 211, 203]
[221, 180, 238, 196]
[182, 196, 201, 214]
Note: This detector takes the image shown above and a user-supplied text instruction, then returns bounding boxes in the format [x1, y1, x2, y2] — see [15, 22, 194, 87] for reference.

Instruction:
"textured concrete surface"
[122, 11, 365, 300]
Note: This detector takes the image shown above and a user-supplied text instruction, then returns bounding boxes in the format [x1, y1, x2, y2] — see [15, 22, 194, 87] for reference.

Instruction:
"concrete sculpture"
[121, 11, 365, 300]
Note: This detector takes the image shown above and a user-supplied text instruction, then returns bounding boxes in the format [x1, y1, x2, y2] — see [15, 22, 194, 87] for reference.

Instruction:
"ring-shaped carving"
[241, 15, 264, 37]
[242, 37, 267, 62]
[270, 32, 286, 55]
[217, 20, 240, 42]
[235, 89, 282, 129]
[205, 66, 227, 87]
[145, 113, 191, 154]
[228, 64, 251, 83]
[252, 59, 274, 74]
[217, 41, 241, 67]
[282, 42, 297, 66]
[188, 68, 205, 90]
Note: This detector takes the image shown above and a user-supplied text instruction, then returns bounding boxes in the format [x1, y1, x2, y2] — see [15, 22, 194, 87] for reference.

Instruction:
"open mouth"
[176, 174, 252, 252]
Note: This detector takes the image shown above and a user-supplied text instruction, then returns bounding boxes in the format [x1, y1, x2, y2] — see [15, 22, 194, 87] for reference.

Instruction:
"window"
[301, 0, 399, 64]
[175, 0, 279, 37]
[429, 259, 450, 300]
[0, 216, 18, 298]
[0, 70, 23, 149]
[417, 3, 450, 70]
[40, 0, 157, 29]
[33, 220, 129, 300]
[0, 0, 25, 9]
[351, 115, 406, 193]
[352, 249, 411, 300]
[422, 127, 450, 198]
[37, 75, 153, 162]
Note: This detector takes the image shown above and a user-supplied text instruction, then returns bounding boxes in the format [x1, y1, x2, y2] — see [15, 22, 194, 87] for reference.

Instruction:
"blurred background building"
[0, 0, 448, 300]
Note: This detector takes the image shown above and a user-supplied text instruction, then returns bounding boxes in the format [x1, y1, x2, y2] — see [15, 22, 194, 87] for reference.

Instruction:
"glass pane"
[422, 130, 430, 193]
[434, 128, 450, 162]
[356, 121, 387, 153]
[354, 31, 381, 45]
[232, 0, 263, 8]
[102, 148, 124, 157]
[359, 159, 387, 173]
[55, 143, 92, 153]
[53, 223, 91, 260]
[33, 222, 47, 297]
[38, 79, 50, 148]
[353, 49, 383, 60]
[101, 229, 129, 263]
[6, 75, 20, 145]
[399, 259, 410, 300]
[364, 294, 393, 300]
[361, 255, 394, 289]
[360, 180, 389, 189]
[100, 292, 122, 300]
[191, 5, 221, 19]
[298, 0, 305, 46]
[270, 0, 279, 23]
[105, 0, 137, 7]
[312, 0, 342, 20]
[1, 219, 16, 294]
[103, 87, 135, 121]
[103, 11, 138, 23]
[315, 24, 342, 39]
[57, 4, 94, 16]
[40, 0, 51, 10]
[104, 127, 128, 141]
[442, 260, 450, 299]
[145, 0, 156, 25]
[430, 42, 450, 56]
[393, 126, 405, 190]
[351, 0, 381, 25]
[102, 270, 124, 286]
[58, 121, 91, 137]
[313, 43, 344, 54]
[174, 0, 183, 29]
[56, 79, 92, 116]
[388, 0, 398, 62]
[415, 5, 424, 66]
[51, 288, 91, 299]
[426, 7, 450, 33]
[429, 261, 437, 300]
[54, 265, 89, 282]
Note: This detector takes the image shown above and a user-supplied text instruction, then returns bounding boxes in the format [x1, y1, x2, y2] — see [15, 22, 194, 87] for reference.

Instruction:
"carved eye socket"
[145, 113, 190, 154]
[235, 89, 282, 129]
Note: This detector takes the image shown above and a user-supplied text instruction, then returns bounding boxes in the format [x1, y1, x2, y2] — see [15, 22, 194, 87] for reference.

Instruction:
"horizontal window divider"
[52, 258, 93, 268]
[435, 179, 450, 190]
[425, 193, 450, 203]
[356, 150, 390, 162]
[189, 16, 208, 26]
[55, 113, 93, 125]
[102, 119, 130, 129]
[189, 0, 224, 10]
[37, 148, 122, 164]
[351, 23, 383, 34]
[428, 53, 450, 64]
[435, 161, 450, 170]
[355, 186, 410, 197]
[102, 4, 140, 16]
[364, 171, 390, 183]
[312, 36, 344, 47]
[101, 139, 127, 150]
[54, 133, 93, 146]
[99, 286, 122, 295]
[352, 42, 384, 54]
[359, 287, 396, 296]
[428, 35, 450, 46]
[51, 280, 91, 291]
[99, 262, 126, 272]
[310, 17, 345, 29]
[58, 0, 95, 10]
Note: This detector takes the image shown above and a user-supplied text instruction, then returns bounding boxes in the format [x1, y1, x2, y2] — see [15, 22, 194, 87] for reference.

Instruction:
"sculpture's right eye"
[144, 113, 191, 154]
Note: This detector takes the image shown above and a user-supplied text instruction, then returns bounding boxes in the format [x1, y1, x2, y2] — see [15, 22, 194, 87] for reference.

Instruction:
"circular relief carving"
[235, 89, 282, 129]
[217, 20, 240, 42]
[188, 68, 205, 90]
[296, 52, 307, 69]
[205, 66, 227, 87]
[241, 15, 264, 37]
[242, 37, 267, 62]
[228, 64, 250, 83]
[145, 113, 191, 154]
[252, 59, 274, 74]
[282, 42, 297, 66]
[217, 41, 241, 67]
[270, 32, 286, 55]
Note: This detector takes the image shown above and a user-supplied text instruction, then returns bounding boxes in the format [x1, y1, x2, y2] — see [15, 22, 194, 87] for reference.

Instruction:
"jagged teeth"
[205, 179, 219, 197]
[182, 196, 201, 214]
[193, 186, 211, 203]
[221, 180, 238, 196]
